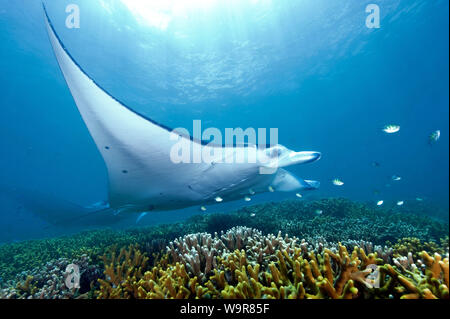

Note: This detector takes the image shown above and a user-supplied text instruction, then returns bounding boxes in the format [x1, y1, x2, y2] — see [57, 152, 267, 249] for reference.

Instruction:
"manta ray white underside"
[43, 6, 321, 216]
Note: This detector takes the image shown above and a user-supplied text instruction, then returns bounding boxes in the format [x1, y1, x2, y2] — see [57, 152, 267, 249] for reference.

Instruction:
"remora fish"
[43, 6, 321, 218]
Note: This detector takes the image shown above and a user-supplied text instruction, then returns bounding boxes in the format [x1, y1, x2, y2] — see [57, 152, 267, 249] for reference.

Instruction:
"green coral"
[389, 237, 449, 259]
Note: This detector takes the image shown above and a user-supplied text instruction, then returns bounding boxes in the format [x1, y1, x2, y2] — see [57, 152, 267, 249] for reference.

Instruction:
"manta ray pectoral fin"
[271, 169, 320, 192]
[44, 5, 321, 211]
[43, 6, 209, 208]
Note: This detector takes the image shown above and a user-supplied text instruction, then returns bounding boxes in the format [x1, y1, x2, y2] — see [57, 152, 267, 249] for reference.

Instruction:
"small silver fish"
[416, 197, 423, 201]
[215, 196, 223, 202]
[200, 206, 207, 212]
[268, 186, 275, 192]
[244, 196, 251, 202]
[295, 193, 303, 198]
[315, 209, 323, 215]
[429, 130, 441, 145]
[250, 213, 256, 217]
[391, 175, 402, 181]
[377, 200, 384, 206]
[332, 178, 344, 186]
[396, 200, 404, 206]
[382, 124, 400, 134]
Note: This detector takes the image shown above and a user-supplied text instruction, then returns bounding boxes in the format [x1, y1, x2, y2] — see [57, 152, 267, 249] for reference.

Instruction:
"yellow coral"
[217, 243, 373, 299]
[379, 251, 449, 299]
[96, 238, 449, 300]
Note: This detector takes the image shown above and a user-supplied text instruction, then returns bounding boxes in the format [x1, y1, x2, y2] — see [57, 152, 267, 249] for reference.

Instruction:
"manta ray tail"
[136, 212, 149, 224]
[0, 184, 118, 227]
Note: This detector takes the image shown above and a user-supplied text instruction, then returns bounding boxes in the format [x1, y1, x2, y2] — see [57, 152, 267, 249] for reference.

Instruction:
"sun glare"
[121, 0, 218, 30]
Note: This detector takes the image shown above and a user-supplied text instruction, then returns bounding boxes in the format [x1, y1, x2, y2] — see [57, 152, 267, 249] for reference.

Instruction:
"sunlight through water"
[120, 0, 221, 30]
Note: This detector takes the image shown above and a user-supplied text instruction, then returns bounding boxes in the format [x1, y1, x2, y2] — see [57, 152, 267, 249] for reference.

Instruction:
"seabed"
[0, 198, 448, 299]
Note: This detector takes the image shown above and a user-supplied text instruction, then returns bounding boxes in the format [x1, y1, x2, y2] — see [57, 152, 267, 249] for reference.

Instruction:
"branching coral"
[97, 244, 149, 298]
[167, 227, 276, 281]
[214, 244, 375, 299]
[97, 248, 213, 299]
[389, 237, 449, 259]
[377, 251, 449, 299]
[96, 227, 449, 299]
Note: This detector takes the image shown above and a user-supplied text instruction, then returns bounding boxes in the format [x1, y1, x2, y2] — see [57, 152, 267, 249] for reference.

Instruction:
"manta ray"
[43, 6, 321, 222]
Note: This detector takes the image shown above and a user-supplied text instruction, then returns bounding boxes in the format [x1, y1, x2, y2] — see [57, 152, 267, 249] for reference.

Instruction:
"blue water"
[0, 0, 448, 242]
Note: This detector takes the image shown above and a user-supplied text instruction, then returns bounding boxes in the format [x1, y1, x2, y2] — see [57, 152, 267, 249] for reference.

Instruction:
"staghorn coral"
[206, 238, 448, 299]
[133, 260, 213, 299]
[96, 245, 214, 299]
[213, 244, 377, 299]
[166, 227, 295, 279]
[96, 227, 449, 299]
[96, 244, 150, 299]
[379, 251, 449, 299]
[167, 232, 222, 281]
[166, 227, 304, 281]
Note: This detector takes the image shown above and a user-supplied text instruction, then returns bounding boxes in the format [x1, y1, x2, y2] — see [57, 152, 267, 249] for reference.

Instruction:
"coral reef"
[0, 198, 448, 299]
[380, 251, 449, 299]
[167, 227, 265, 281]
[389, 237, 449, 259]
[0, 255, 101, 299]
[188, 198, 448, 245]
[97, 227, 449, 299]
[0, 225, 186, 282]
